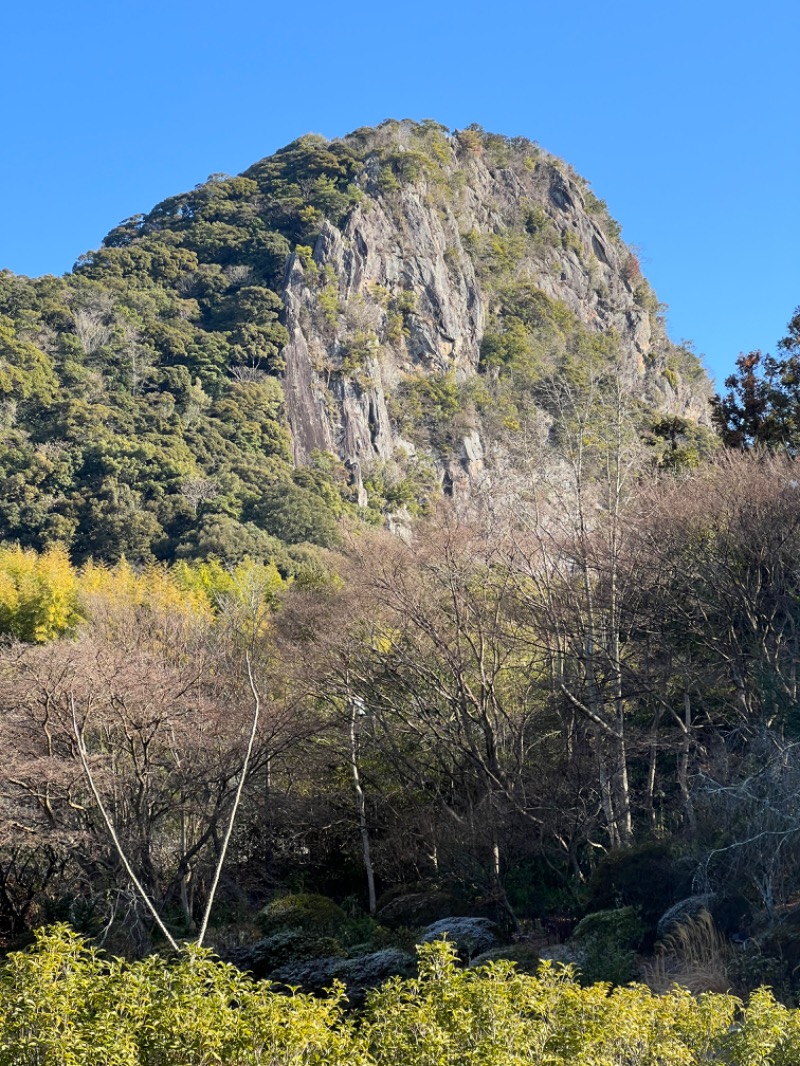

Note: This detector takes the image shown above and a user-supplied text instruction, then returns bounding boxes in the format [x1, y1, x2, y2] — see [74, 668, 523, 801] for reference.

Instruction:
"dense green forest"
[0, 136, 361, 567]
[5, 119, 800, 1061]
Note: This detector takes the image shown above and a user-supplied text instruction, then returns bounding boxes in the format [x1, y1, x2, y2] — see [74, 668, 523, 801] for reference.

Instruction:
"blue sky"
[2, 0, 798, 383]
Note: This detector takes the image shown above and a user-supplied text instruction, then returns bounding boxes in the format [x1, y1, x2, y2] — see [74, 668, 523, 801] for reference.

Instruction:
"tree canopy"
[713, 307, 800, 450]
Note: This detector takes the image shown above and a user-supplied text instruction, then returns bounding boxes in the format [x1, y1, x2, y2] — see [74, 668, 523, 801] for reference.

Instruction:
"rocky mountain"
[0, 120, 712, 565]
[280, 121, 710, 499]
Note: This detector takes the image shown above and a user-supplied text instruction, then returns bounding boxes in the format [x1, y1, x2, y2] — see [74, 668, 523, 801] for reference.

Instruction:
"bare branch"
[70, 694, 180, 952]
[196, 651, 261, 947]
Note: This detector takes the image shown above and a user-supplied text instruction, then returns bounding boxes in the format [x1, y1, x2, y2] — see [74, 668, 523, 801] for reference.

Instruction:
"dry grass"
[642, 910, 735, 995]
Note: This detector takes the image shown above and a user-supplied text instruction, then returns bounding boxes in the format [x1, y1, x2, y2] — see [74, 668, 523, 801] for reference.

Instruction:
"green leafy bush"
[0, 925, 359, 1066]
[573, 906, 644, 985]
[257, 892, 347, 936]
[7, 926, 800, 1064]
[365, 939, 738, 1066]
[392, 372, 473, 452]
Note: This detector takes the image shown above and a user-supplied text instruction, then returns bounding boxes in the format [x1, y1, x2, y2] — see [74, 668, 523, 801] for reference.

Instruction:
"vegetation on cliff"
[0, 121, 711, 568]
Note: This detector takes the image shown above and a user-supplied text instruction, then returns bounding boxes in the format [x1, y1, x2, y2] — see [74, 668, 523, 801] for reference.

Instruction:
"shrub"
[561, 228, 583, 256]
[363, 939, 743, 1065]
[523, 203, 548, 237]
[0, 924, 362, 1066]
[573, 906, 644, 985]
[0, 925, 137, 1065]
[10, 926, 800, 1064]
[479, 319, 532, 371]
[340, 330, 379, 375]
[257, 892, 347, 936]
[585, 841, 686, 933]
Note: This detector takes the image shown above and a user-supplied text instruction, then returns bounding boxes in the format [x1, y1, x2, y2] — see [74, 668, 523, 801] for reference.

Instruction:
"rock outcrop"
[270, 948, 416, 1004]
[419, 917, 501, 960]
[656, 896, 715, 940]
[276, 121, 712, 501]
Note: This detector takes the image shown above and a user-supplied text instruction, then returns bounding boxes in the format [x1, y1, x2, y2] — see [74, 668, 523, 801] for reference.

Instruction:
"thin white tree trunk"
[350, 696, 377, 915]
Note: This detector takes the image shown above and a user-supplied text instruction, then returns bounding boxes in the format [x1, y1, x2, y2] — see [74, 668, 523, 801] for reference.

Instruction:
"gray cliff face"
[279, 123, 711, 490]
[281, 181, 484, 472]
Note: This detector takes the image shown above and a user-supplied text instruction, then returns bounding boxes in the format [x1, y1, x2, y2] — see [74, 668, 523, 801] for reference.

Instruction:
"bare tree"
[71, 292, 115, 355]
[275, 505, 572, 924]
[636, 451, 800, 732]
[506, 369, 649, 847]
[0, 594, 303, 952]
[694, 732, 800, 917]
[181, 477, 219, 515]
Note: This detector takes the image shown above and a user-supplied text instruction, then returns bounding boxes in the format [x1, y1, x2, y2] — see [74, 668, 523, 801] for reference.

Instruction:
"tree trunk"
[350, 698, 377, 915]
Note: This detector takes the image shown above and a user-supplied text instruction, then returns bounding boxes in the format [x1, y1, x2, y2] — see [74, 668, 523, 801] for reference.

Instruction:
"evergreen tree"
[713, 307, 800, 450]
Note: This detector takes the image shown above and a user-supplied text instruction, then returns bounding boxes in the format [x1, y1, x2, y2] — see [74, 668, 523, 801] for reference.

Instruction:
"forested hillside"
[5, 119, 800, 1032]
[0, 120, 712, 568]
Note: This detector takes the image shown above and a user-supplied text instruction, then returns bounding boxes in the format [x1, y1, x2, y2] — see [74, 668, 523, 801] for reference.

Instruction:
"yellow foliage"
[5, 929, 800, 1064]
[0, 545, 81, 642]
[370, 624, 397, 655]
[0, 546, 286, 645]
[171, 557, 236, 605]
[212, 558, 286, 644]
[81, 559, 214, 622]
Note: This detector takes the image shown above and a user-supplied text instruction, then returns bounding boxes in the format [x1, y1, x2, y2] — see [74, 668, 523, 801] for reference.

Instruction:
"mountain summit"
[0, 120, 711, 564]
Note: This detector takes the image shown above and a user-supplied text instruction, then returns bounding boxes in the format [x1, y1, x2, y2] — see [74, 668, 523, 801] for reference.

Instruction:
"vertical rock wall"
[279, 125, 711, 491]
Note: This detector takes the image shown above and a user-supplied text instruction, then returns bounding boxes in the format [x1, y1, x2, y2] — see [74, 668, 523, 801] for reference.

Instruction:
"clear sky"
[2, 0, 798, 384]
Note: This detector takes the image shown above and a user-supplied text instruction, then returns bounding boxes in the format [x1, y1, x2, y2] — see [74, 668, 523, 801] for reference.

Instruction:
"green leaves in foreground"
[0, 925, 353, 1066]
[3, 927, 800, 1065]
